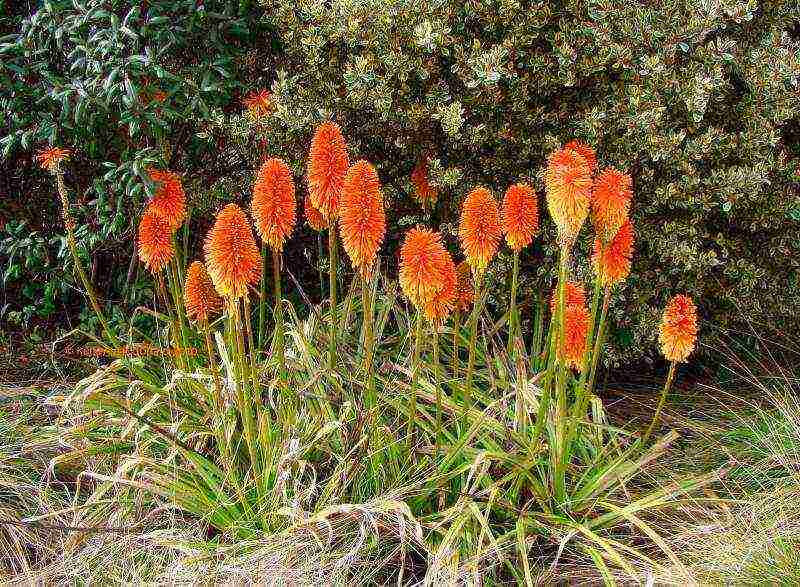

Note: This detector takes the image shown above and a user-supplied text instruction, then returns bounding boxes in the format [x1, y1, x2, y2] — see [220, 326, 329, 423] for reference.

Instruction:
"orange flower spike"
[454, 261, 474, 312]
[204, 203, 263, 299]
[458, 187, 502, 273]
[147, 169, 186, 229]
[411, 156, 437, 206]
[592, 167, 633, 242]
[544, 147, 592, 244]
[338, 160, 386, 278]
[424, 253, 457, 325]
[593, 220, 634, 286]
[304, 196, 327, 232]
[138, 206, 175, 273]
[243, 89, 272, 119]
[561, 304, 590, 371]
[251, 157, 297, 251]
[184, 261, 223, 322]
[549, 281, 587, 315]
[659, 295, 698, 363]
[399, 227, 449, 307]
[35, 147, 71, 171]
[502, 183, 539, 251]
[307, 121, 349, 220]
[565, 140, 597, 175]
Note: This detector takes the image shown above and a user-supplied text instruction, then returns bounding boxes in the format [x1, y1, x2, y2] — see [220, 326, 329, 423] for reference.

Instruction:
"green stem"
[273, 249, 286, 386]
[258, 243, 268, 350]
[328, 223, 338, 371]
[554, 247, 570, 504]
[408, 308, 424, 448]
[361, 275, 376, 410]
[464, 271, 484, 425]
[452, 310, 461, 377]
[586, 284, 612, 398]
[643, 361, 677, 444]
[506, 250, 520, 357]
[242, 294, 261, 407]
[432, 325, 442, 455]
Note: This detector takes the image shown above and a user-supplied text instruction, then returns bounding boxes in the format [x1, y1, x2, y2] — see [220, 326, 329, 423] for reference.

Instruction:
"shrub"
[2, 1, 800, 361]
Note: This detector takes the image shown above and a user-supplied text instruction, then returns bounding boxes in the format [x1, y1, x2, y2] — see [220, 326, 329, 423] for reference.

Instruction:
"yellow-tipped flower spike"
[544, 147, 592, 245]
[458, 187, 502, 274]
[204, 204, 262, 299]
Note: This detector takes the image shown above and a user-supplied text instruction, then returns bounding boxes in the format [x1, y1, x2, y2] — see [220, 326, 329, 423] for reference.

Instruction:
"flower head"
[147, 169, 186, 229]
[307, 121, 349, 220]
[424, 253, 457, 326]
[659, 295, 698, 363]
[251, 157, 296, 251]
[565, 140, 597, 175]
[454, 261, 474, 312]
[458, 187, 502, 273]
[304, 196, 327, 232]
[593, 220, 634, 285]
[339, 160, 386, 278]
[243, 89, 272, 119]
[544, 147, 592, 245]
[184, 261, 223, 322]
[138, 205, 175, 273]
[550, 281, 586, 315]
[36, 147, 71, 172]
[399, 227, 450, 307]
[411, 156, 437, 207]
[560, 304, 590, 371]
[591, 167, 632, 242]
[502, 183, 539, 251]
[204, 203, 262, 299]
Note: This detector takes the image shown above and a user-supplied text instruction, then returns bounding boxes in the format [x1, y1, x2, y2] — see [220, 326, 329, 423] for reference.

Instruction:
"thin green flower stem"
[586, 284, 612, 398]
[408, 308, 424, 449]
[506, 249, 520, 357]
[156, 275, 184, 370]
[317, 233, 325, 299]
[432, 324, 442, 455]
[361, 274, 376, 411]
[201, 319, 231, 464]
[554, 247, 570, 504]
[452, 310, 461, 377]
[168, 258, 191, 367]
[272, 249, 287, 386]
[258, 243, 268, 350]
[464, 270, 485, 425]
[242, 294, 262, 408]
[327, 222, 339, 371]
[642, 361, 677, 445]
[54, 167, 118, 347]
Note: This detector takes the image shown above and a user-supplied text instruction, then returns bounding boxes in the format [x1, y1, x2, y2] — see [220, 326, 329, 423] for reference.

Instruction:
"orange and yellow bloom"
[454, 261, 474, 312]
[243, 89, 272, 119]
[36, 147, 71, 172]
[550, 281, 587, 315]
[307, 121, 349, 220]
[138, 206, 175, 273]
[411, 156, 437, 207]
[659, 295, 698, 363]
[502, 183, 539, 251]
[459, 187, 502, 273]
[424, 252, 457, 325]
[304, 196, 327, 232]
[561, 304, 590, 371]
[184, 261, 223, 322]
[565, 140, 597, 175]
[544, 147, 592, 244]
[339, 160, 386, 278]
[591, 167, 632, 242]
[593, 220, 634, 286]
[204, 204, 262, 299]
[251, 157, 296, 251]
[147, 169, 186, 229]
[399, 227, 450, 307]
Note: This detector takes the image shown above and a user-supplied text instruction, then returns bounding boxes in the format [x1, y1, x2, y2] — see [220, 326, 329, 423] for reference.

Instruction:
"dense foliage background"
[1, 0, 799, 362]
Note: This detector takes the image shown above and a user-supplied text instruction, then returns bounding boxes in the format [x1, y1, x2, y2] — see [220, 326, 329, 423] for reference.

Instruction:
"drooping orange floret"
[659, 295, 698, 363]
[549, 281, 587, 315]
[565, 140, 597, 175]
[184, 261, 223, 322]
[251, 157, 296, 251]
[560, 304, 590, 371]
[307, 121, 349, 220]
[304, 196, 327, 232]
[593, 220, 634, 285]
[243, 89, 272, 118]
[138, 206, 175, 274]
[544, 147, 592, 243]
[502, 183, 539, 251]
[147, 169, 186, 229]
[454, 261, 474, 312]
[591, 167, 632, 242]
[36, 147, 71, 171]
[339, 160, 386, 278]
[458, 187, 502, 273]
[411, 156, 437, 207]
[399, 227, 450, 307]
[204, 204, 263, 299]
[424, 252, 457, 325]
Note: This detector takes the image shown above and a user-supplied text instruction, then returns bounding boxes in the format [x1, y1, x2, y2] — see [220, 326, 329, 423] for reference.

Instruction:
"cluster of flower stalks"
[39, 130, 702, 550]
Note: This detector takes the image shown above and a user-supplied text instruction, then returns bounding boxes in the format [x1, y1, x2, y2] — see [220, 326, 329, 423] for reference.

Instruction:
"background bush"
[1, 0, 799, 362]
